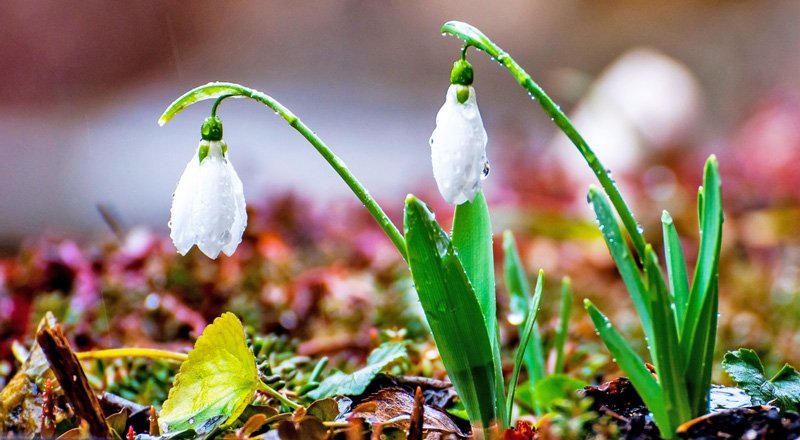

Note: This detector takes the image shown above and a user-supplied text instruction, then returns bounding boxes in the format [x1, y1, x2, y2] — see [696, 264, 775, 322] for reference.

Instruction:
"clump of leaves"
[723, 348, 800, 412]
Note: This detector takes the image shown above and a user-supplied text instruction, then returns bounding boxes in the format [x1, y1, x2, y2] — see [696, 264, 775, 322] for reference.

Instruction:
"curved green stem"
[257, 380, 302, 410]
[441, 21, 647, 259]
[159, 83, 407, 261]
[76, 348, 188, 362]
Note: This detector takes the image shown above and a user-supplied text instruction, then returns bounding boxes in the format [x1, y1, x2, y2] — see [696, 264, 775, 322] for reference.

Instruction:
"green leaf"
[506, 270, 544, 423]
[404, 195, 499, 430]
[682, 156, 723, 415]
[587, 187, 654, 358]
[661, 211, 690, 331]
[503, 231, 546, 391]
[532, 374, 587, 413]
[682, 156, 723, 359]
[159, 312, 260, 438]
[453, 193, 506, 425]
[553, 277, 572, 375]
[584, 300, 670, 437]
[643, 246, 691, 429]
[307, 342, 407, 400]
[723, 349, 800, 411]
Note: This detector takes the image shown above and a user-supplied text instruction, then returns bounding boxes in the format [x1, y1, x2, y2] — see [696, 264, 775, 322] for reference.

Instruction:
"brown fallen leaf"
[343, 387, 466, 438]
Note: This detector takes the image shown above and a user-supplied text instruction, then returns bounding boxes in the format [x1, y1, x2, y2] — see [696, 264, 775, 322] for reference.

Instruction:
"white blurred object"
[550, 48, 703, 176]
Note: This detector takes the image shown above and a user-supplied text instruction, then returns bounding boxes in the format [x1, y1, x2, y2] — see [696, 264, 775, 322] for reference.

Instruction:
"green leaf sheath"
[661, 211, 690, 331]
[440, 21, 646, 259]
[503, 231, 546, 388]
[159, 82, 407, 262]
[506, 270, 544, 425]
[554, 277, 572, 375]
[584, 300, 670, 437]
[644, 246, 691, 430]
[586, 187, 655, 356]
[453, 192, 506, 425]
[404, 195, 499, 430]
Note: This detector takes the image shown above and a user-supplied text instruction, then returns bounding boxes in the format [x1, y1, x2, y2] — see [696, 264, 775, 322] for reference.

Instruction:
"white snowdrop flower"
[169, 117, 247, 259]
[429, 58, 489, 205]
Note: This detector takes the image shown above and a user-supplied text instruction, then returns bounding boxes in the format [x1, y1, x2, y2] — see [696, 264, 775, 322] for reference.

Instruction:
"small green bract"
[159, 312, 260, 438]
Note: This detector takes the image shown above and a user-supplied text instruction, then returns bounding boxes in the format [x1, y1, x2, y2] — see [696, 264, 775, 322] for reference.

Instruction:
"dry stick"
[407, 386, 425, 440]
[36, 323, 111, 438]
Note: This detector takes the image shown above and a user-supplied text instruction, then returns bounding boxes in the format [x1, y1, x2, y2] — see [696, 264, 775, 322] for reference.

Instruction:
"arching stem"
[160, 83, 407, 261]
[441, 21, 647, 259]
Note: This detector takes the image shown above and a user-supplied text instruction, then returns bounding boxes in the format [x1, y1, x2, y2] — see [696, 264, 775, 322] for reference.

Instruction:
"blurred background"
[2, 0, 800, 248]
[5, 1, 800, 406]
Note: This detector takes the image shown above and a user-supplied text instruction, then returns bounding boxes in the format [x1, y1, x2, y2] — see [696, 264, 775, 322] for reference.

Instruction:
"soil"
[583, 377, 800, 439]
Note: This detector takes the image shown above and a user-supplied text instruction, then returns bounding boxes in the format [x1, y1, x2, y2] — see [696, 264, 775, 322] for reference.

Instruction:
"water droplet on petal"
[481, 161, 490, 180]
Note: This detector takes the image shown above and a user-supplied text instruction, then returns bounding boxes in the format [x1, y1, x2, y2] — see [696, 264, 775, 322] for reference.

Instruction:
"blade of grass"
[661, 211, 690, 331]
[453, 192, 506, 425]
[404, 195, 498, 430]
[587, 187, 654, 357]
[681, 157, 722, 369]
[584, 300, 670, 435]
[503, 231, 546, 386]
[643, 246, 691, 433]
[506, 270, 544, 425]
[553, 277, 572, 375]
[681, 155, 723, 384]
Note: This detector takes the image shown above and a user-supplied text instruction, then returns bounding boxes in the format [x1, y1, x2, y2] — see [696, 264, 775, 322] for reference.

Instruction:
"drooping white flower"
[170, 138, 247, 259]
[429, 84, 489, 205]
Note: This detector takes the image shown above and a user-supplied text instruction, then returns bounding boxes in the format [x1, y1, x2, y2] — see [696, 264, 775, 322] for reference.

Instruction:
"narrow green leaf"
[159, 313, 260, 438]
[506, 270, 544, 423]
[661, 211, 690, 331]
[686, 279, 718, 416]
[644, 246, 691, 430]
[587, 187, 654, 356]
[453, 192, 505, 425]
[453, 191, 496, 338]
[503, 231, 546, 386]
[554, 277, 572, 375]
[307, 342, 408, 400]
[681, 157, 722, 416]
[584, 300, 670, 437]
[404, 195, 498, 429]
[682, 156, 723, 362]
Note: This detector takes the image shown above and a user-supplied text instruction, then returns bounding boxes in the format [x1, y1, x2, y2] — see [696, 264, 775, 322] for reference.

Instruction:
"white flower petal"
[222, 157, 247, 257]
[170, 147, 202, 255]
[430, 85, 488, 205]
[193, 141, 236, 259]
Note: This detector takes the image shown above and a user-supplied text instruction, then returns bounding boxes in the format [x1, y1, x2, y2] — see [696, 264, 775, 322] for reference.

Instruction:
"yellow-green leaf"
[159, 312, 260, 438]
